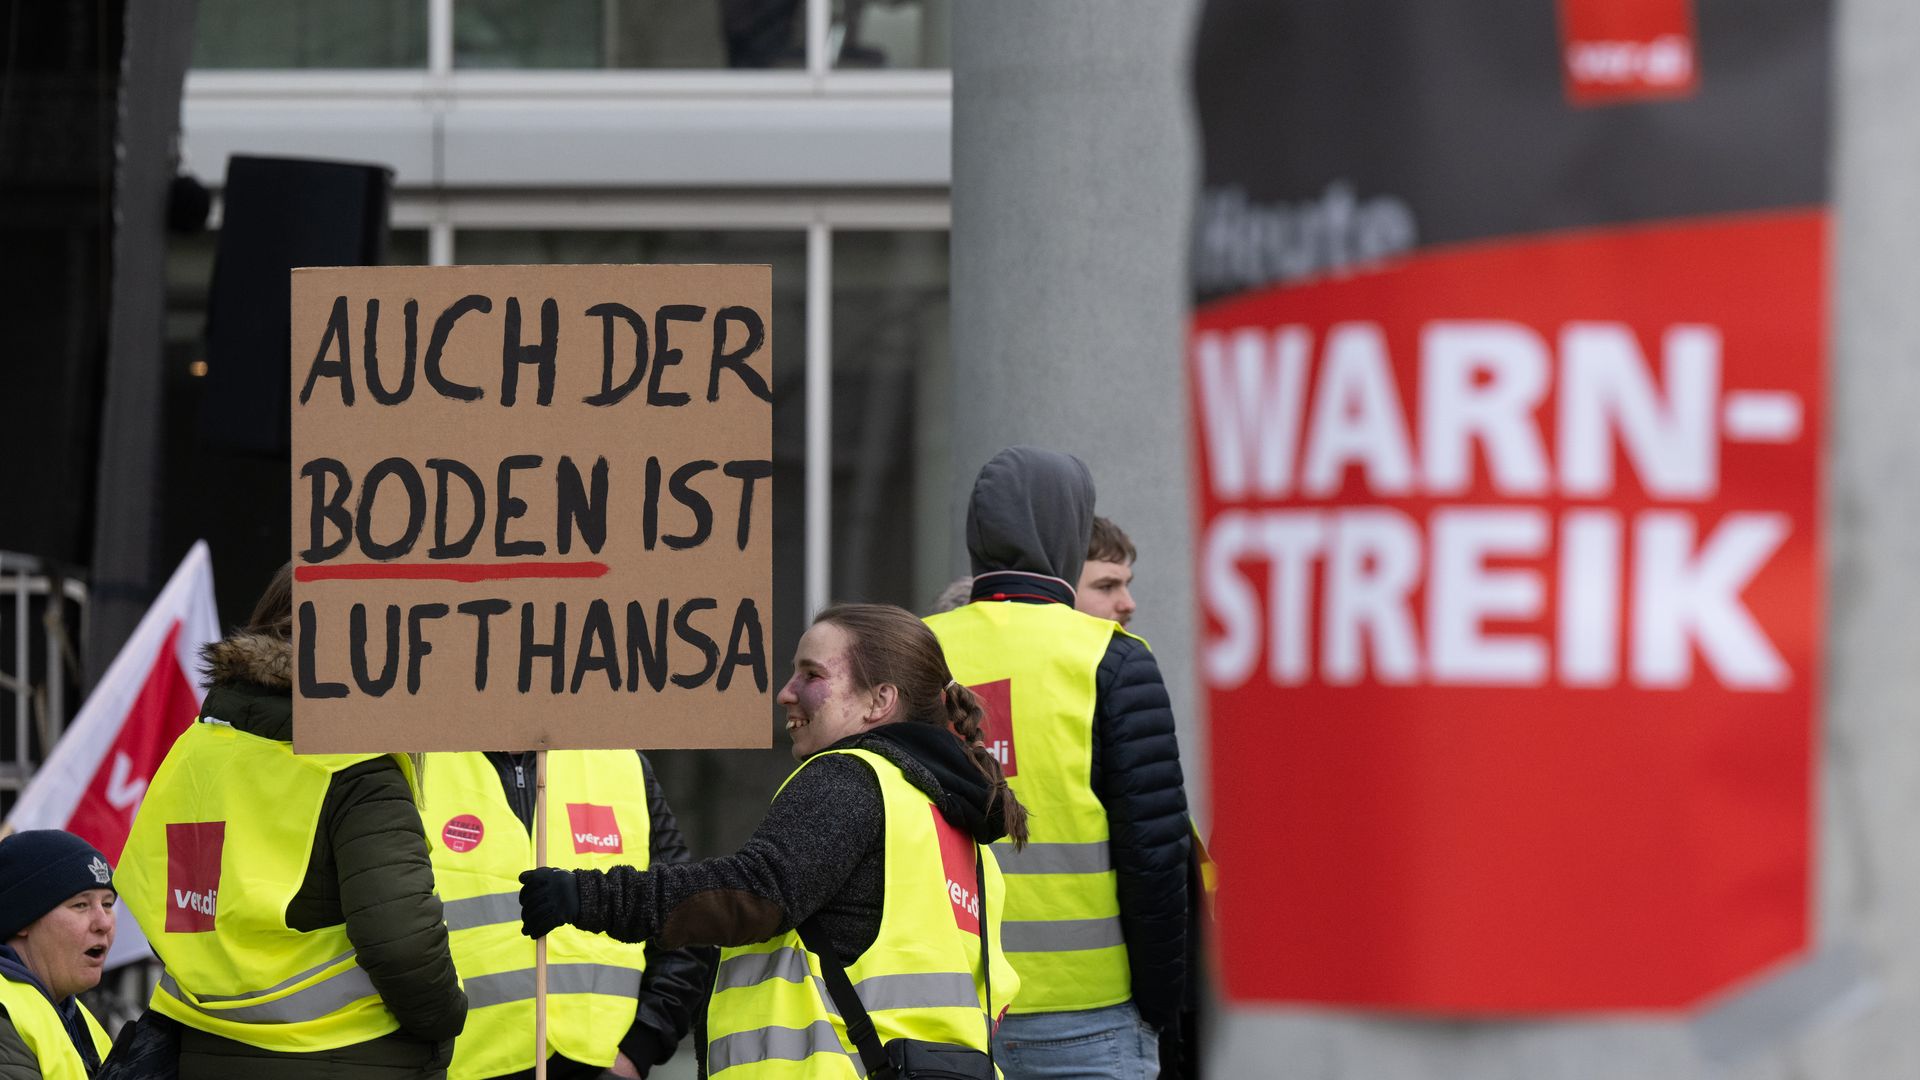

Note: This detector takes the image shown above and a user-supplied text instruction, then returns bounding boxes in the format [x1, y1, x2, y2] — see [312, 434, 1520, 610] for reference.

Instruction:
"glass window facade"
[191, 0, 946, 72]
[831, 0, 949, 69]
[828, 230, 952, 611]
[454, 0, 752, 70]
[193, 0, 428, 69]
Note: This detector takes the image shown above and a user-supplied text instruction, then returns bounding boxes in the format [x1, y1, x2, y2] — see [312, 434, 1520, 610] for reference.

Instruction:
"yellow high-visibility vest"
[705, 748, 1018, 1078]
[424, 750, 651, 1079]
[926, 600, 1138, 1013]
[118, 719, 417, 1052]
[0, 976, 110, 1080]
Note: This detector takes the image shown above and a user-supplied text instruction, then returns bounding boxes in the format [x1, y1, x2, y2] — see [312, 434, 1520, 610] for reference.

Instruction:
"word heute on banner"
[1190, 209, 1824, 1010]
[4, 541, 220, 966]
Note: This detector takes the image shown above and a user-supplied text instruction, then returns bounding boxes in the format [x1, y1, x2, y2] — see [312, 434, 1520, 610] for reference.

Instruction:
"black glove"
[519, 867, 581, 938]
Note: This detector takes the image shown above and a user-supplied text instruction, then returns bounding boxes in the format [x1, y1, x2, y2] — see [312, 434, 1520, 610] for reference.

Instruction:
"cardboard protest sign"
[289, 265, 773, 754]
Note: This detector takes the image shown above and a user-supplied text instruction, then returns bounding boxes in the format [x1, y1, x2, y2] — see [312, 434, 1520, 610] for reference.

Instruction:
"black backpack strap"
[798, 917, 893, 1080]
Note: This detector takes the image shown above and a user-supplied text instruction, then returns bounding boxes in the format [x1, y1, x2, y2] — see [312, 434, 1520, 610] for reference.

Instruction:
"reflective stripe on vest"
[442, 891, 521, 932]
[713, 947, 842, 1017]
[709, 1021, 866, 1078]
[993, 841, 1111, 875]
[706, 748, 1020, 1078]
[926, 601, 1137, 1012]
[462, 964, 641, 1009]
[0, 976, 111, 1080]
[424, 750, 652, 1080]
[117, 720, 410, 1053]
[711, 949, 984, 1014]
[155, 966, 376, 1025]
[173, 947, 357, 1004]
[1000, 917, 1126, 952]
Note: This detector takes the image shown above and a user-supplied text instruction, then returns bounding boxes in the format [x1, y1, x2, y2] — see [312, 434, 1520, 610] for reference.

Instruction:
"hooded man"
[0, 830, 117, 1079]
[925, 446, 1190, 1079]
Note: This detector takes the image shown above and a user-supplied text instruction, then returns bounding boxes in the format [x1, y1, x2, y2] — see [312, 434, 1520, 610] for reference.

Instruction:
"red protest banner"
[1190, 208, 1824, 1010]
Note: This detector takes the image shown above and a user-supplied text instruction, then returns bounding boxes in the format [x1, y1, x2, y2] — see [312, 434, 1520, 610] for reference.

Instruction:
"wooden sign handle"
[534, 747, 549, 1080]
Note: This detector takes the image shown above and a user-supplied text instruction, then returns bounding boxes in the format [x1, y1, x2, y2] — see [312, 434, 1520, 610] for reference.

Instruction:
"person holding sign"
[118, 565, 469, 1079]
[518, 603, 1022, 1079]
[926, 447, 1189, 1080]
[424, 748, 707, 1079]
[0, 831, 116, 1079]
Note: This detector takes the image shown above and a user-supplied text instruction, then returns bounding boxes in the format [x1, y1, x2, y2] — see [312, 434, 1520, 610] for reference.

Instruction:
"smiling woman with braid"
[519, 603, 1024, 1079]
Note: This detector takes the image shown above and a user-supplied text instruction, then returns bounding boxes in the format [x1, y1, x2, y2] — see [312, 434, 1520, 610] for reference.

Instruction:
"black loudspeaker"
[197, 155, 393, 455]
[0, 3, 125, 565]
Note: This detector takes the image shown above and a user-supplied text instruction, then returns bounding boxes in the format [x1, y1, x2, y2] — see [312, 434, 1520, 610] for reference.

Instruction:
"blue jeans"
[992, 1002, 1159, 1080]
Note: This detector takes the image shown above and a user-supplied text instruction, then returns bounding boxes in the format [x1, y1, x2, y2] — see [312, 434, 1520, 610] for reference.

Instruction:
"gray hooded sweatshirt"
[965, 445, 1097, 588]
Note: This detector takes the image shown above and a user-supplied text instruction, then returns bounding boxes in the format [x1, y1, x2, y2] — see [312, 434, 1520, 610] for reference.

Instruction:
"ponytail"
[811, 602, 1033, 849]
[943, 682, 1030, 849]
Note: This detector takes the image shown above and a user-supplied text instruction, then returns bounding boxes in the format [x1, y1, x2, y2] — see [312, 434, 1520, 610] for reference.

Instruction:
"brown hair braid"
[814, 603, 1029, 848]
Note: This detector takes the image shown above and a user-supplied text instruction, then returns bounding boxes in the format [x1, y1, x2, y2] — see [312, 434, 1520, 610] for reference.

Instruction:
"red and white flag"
[5, 541, 219, 966]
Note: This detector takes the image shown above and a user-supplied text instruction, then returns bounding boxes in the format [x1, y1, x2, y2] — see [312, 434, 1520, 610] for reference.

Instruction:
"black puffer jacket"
[962, 446, 1191, 1030]
[159, 632, 467, 1079]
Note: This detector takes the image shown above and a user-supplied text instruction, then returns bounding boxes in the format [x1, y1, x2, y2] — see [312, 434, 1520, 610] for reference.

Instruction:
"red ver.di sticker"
[166, 821, 224, 933]
[968, 679, 1016, 777]
[568, 803, 623, 854]
[931, 806, 981, 935]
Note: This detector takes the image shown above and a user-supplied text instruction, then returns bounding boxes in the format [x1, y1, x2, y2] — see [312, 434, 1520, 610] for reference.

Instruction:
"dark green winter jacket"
[168, 632, 467, 1079]
[0, 1022, 34, 1080]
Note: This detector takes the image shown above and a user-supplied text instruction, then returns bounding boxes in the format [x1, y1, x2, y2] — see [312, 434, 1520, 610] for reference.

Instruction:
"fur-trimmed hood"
[197, 632, 294, 742]
[201, 631, 291, 690]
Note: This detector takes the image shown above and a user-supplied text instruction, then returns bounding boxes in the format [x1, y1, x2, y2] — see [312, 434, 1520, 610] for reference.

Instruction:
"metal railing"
[0, 551, 89, 813]
[0, 553, 154, 1034]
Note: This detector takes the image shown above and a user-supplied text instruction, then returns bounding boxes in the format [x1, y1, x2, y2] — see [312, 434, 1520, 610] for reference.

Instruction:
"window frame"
[194, 0, 944, 78]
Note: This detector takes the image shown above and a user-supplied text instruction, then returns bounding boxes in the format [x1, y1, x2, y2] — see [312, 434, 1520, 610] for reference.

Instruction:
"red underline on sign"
[294, 561, 611, 583]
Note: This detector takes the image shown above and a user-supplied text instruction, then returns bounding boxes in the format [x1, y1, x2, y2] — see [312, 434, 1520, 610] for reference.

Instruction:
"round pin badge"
[442, 814, 485, 853]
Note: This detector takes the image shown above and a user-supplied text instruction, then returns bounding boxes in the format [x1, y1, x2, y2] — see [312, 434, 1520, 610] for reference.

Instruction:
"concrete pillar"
[950, 0, 1205, 798]
[953, 0, 1920, 1075]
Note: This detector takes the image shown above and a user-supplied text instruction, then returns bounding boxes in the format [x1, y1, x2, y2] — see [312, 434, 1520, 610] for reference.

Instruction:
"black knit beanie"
[0, 830, 115, 941]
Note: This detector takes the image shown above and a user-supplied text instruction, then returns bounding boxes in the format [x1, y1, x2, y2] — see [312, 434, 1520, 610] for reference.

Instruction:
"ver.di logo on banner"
[1557, 0, 1700, 106]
